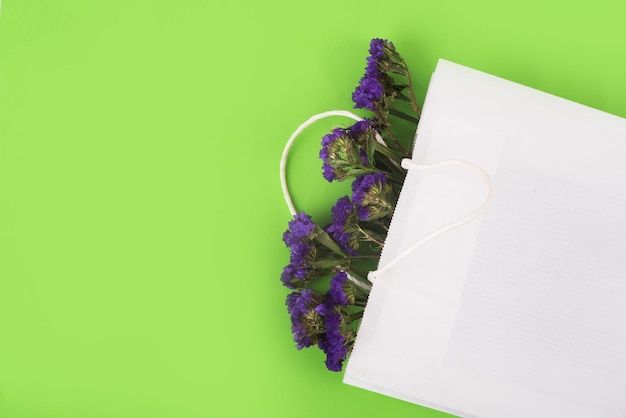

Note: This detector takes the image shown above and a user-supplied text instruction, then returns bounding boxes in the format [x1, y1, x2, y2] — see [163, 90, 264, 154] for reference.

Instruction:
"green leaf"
[314, 228, 346, 256]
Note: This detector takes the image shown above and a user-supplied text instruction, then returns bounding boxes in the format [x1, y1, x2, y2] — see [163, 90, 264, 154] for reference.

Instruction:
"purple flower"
[320, 125, 371, 182]
[281, 212, 318, 289]
[319, 128, 345, 182]
[319, 121, 375, 183]
[280, 264, 310, 289]
[359, 148, 369, 166]
[328, 271, 349, 306]
[352, 39, 390, 111]
[281, 265, 309, 288]
[322, 160, 335, 182]
[347, 119, 372, 139]
[315, 272, 353, 372]
[352, 77, 384, 111]
[282, 212, 316, 247]
[287, 284, 354, 371]
[325, 196, 357, 256]
[365, 38, 385, 77]
[330, 196, 353, 226]
[286, 291, 300, 312]
[347, 120, 372, 166]
[288, 241, 310, 268]
[369, 39, 386, 57]
[286, 290, 322, 349]
[319, 310, 349, 372]
[352, 173, 388, 220]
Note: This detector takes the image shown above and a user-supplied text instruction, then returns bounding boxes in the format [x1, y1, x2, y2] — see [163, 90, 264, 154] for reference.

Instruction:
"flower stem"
[374, 141, 403, 164]
[382, 171, 404, 184]
[389, 107, 419, 124]
[349, 266, 370, 281]
[400, 55, 421, 116]
[351, 254, 380, 260]
[355, 224, 384, 247]
[374, 108, 409, 156]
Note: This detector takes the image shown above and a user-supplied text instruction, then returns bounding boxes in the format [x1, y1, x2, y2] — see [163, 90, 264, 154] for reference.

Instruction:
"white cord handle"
[367, 158, 494, 281]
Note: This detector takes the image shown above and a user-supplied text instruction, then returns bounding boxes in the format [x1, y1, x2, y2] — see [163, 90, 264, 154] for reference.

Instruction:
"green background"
[1, 1, 625, 417]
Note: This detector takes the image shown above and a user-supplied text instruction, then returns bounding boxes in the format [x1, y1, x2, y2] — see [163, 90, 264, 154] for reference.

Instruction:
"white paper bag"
[344, 59, 626, 418]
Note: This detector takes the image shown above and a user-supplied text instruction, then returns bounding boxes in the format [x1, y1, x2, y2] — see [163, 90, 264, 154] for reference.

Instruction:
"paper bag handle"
[367, 158, 494, 281]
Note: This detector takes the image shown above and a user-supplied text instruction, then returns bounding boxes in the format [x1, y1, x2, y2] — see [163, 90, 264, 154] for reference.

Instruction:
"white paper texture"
[344, 59, 626, 418]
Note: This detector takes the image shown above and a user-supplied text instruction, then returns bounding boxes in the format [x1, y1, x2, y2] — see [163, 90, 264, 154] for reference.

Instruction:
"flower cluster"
[352, 173, 395, 221]
[280, 213, 317, 289]
[286, 289, 324, 349]
[286, 272, 357, 371]
[280, 38, 421, 372]
[352, 38, 422, 158]
[325, 196, 358, 256]
[319, 120, 376, 182]
[352, 38, 386, 111]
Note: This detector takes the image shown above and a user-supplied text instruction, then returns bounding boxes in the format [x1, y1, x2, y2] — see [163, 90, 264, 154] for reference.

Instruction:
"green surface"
[1, 1, 625, 417]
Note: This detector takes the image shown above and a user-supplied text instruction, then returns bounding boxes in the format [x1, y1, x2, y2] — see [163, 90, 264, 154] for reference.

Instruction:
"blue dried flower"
[282, 212, 316, 247]
[313, 272, 354, 372]
[315, 302, 349, 372]
[352, 172, 389, 221]
[347, 119, 372, 140]
[352, 77, 384, 111]
[281, 212, 318, 289]
[359, 148, 369, 166]
[289, 241, 311, 266]
[281, 265, 309, 288]
[322, 311, 348, 372]
[325, 196, 357, 256]
[352, 38, 390, 111]
[286, 289, 324, 349]
[319, 125, 371, 182]
[328, 271, 349, 306]
[348, 120, 373, 166]
[319, 128, 345, 182]
[365, 38, 385, 77]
